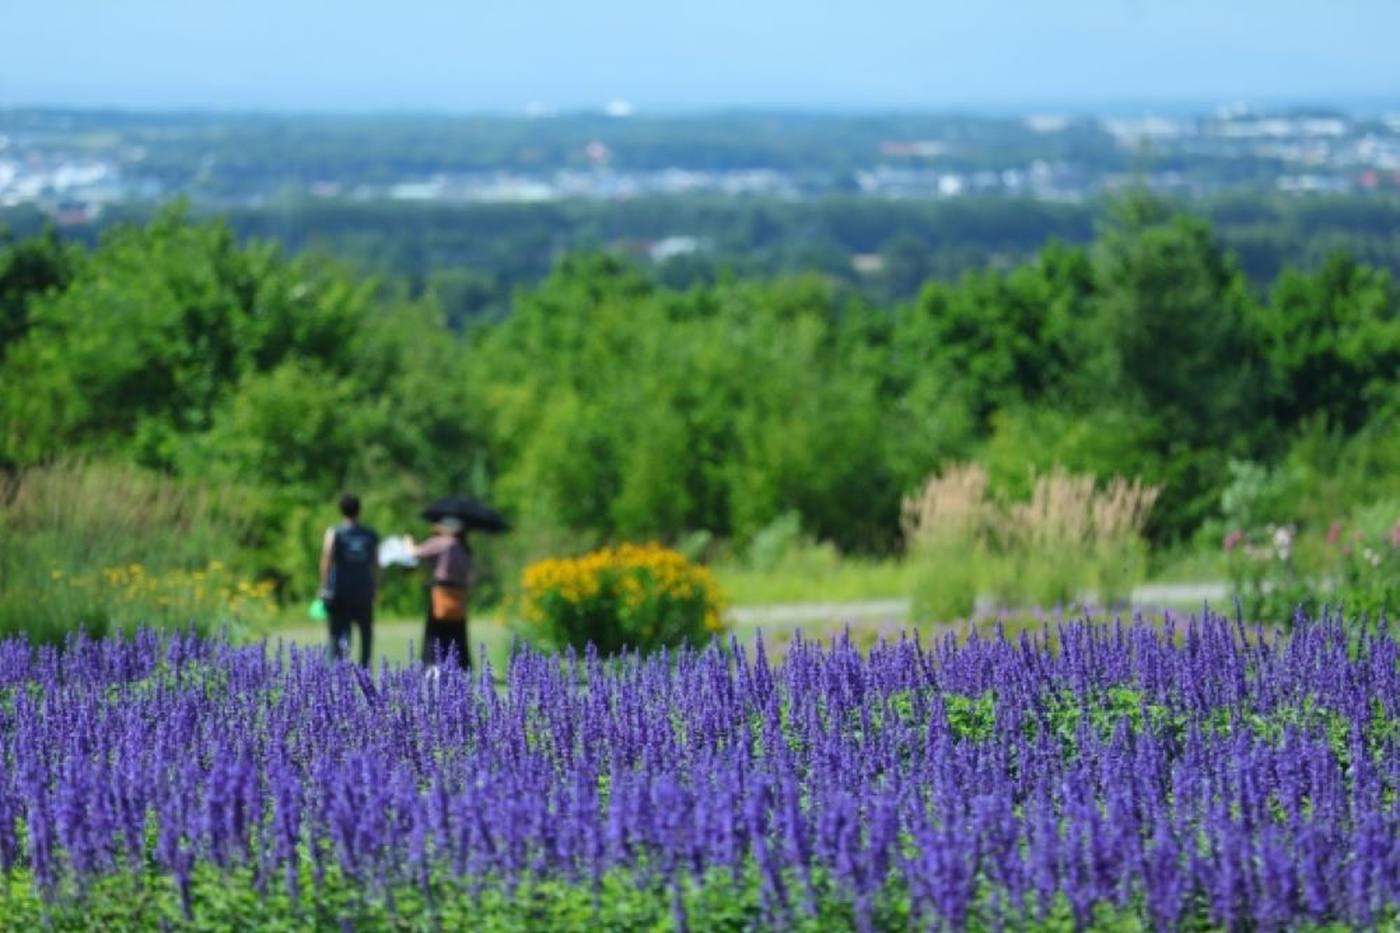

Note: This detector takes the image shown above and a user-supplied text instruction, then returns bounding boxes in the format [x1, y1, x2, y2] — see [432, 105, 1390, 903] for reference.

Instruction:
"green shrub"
[1225, 502, 1400, 625]
[909, 539, 983, 621]
[745, 510, 806, 572]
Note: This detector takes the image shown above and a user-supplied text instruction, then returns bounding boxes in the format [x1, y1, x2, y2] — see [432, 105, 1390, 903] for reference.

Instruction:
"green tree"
[1093, 197, 1263, 449]
[0, 208, 378, 466]
[1091, 196, 1266, 537]
[0, 226, 77, 362]
[1262, 252, 1399, 435]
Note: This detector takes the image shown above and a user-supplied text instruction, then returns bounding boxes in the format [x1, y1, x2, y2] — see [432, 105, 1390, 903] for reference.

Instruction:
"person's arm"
[318, 527, 335, 597]
[413, 536, 449, 559]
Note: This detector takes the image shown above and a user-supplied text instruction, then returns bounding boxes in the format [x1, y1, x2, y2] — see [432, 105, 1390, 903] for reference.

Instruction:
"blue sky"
[3, 0, 1397, 112]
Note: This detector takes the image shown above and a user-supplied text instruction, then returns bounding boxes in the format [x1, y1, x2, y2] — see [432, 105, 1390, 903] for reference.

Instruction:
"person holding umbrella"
[407, 497, 508, 669]
[407, 517, 472, 669]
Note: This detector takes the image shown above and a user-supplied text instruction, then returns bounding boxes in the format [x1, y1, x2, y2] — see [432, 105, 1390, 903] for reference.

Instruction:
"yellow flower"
[521, 542, 726, 642]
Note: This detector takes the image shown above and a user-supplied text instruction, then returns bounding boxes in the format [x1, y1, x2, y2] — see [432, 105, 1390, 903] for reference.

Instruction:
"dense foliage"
[1222, 506, 1400, 625]
[465, 195, 1398, 552]
[1, 196, 1397, 623]
[0, 211, 489, 616]
[225, 192, 1400, 307]
[521, 543, 725, 653]
[0, 611, 1397, 929]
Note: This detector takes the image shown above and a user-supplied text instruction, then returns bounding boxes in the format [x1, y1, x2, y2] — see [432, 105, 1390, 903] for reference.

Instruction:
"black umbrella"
[421, 496, 510, 533]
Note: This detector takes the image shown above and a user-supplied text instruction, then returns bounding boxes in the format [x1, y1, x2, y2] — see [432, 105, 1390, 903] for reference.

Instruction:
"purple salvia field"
[0, 611, 1397, 928]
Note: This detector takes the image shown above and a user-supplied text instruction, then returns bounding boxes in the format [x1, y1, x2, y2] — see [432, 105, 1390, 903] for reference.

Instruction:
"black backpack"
[330, 523, 379, 602]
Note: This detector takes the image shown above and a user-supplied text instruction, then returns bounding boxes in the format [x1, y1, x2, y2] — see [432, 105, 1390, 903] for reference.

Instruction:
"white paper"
[378, 534, 419, 568]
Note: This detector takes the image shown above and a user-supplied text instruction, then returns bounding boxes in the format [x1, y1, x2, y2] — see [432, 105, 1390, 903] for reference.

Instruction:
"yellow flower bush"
[521, 543, 725, 654]
[56, 561, 278, 636]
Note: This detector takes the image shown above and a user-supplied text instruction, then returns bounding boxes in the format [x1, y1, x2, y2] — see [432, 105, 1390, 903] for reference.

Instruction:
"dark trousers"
[328, 599, 373, 666]
[423, 587, 469, 669]
[423, 619, 470, 669]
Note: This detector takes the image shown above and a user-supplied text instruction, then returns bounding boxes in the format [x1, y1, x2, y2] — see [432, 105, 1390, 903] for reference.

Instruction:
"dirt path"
[728, 599, 909, 626]
[728, 581, 1229, 627]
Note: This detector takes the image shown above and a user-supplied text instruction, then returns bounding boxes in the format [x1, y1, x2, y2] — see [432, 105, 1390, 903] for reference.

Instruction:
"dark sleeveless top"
[329, 522, 379, 603]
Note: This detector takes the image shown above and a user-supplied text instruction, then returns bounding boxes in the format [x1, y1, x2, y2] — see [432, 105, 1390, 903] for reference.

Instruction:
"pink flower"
[1326, 520, 1343, 545]
[1390, 520, 1400, 549]
[1223, 530, 1244, 553]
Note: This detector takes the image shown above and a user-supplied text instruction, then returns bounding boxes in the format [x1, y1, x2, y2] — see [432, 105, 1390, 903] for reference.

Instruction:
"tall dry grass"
[902, 464, 992, 621]
[2, 459, 256, 549]
[1089, 475, 1161, 606]
[900, 463, 989, 547]
[903, 463, 1160, 619]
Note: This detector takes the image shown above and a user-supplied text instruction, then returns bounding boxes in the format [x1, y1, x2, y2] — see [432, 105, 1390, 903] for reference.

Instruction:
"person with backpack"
[318, 493, 380, 666]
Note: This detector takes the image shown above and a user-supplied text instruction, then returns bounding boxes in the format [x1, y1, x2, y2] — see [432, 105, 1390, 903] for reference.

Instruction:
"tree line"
[1, 196, 1397, 594]
[11, 193, 1400, 322]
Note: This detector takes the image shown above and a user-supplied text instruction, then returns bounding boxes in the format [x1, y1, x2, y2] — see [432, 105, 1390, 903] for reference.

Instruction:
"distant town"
[4, 105, 1400, 227]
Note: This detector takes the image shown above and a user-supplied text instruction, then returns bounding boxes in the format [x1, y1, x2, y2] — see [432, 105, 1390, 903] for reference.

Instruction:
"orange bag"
[431, 585, 466, 621]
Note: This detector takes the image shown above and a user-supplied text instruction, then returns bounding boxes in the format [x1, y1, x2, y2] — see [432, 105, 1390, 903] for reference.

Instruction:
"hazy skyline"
[3, 0, 1398, 113]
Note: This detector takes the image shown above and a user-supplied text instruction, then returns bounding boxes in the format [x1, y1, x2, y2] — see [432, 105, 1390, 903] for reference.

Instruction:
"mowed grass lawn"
[271, 614, 518, 672]
[270, 610, 915, 673]
[269, 608, 1047, 672]
[265, 592, 1233, 673]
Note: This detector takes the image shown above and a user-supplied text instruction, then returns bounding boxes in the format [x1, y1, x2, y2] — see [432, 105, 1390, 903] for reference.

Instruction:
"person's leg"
[327, 603, 350, 660]
[457, 623, 471, 670]
[356, 604, 373, 668]
[427, 621, 454, 666]
[440, 622, 468, 669]
[422, 587, 438, 665]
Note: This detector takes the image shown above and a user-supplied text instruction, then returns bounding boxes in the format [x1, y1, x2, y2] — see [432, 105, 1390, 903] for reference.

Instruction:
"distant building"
[54, 203, 98, 226]
[1025, 114, 1069, 133]
[389, 180, 443, 201]
[585, 141, 612, 165]
[880, 140, 948, 159]
[1103, 117, 1187, 147]
[649, 235, 705, 263]
[851, 254, 886, 275]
